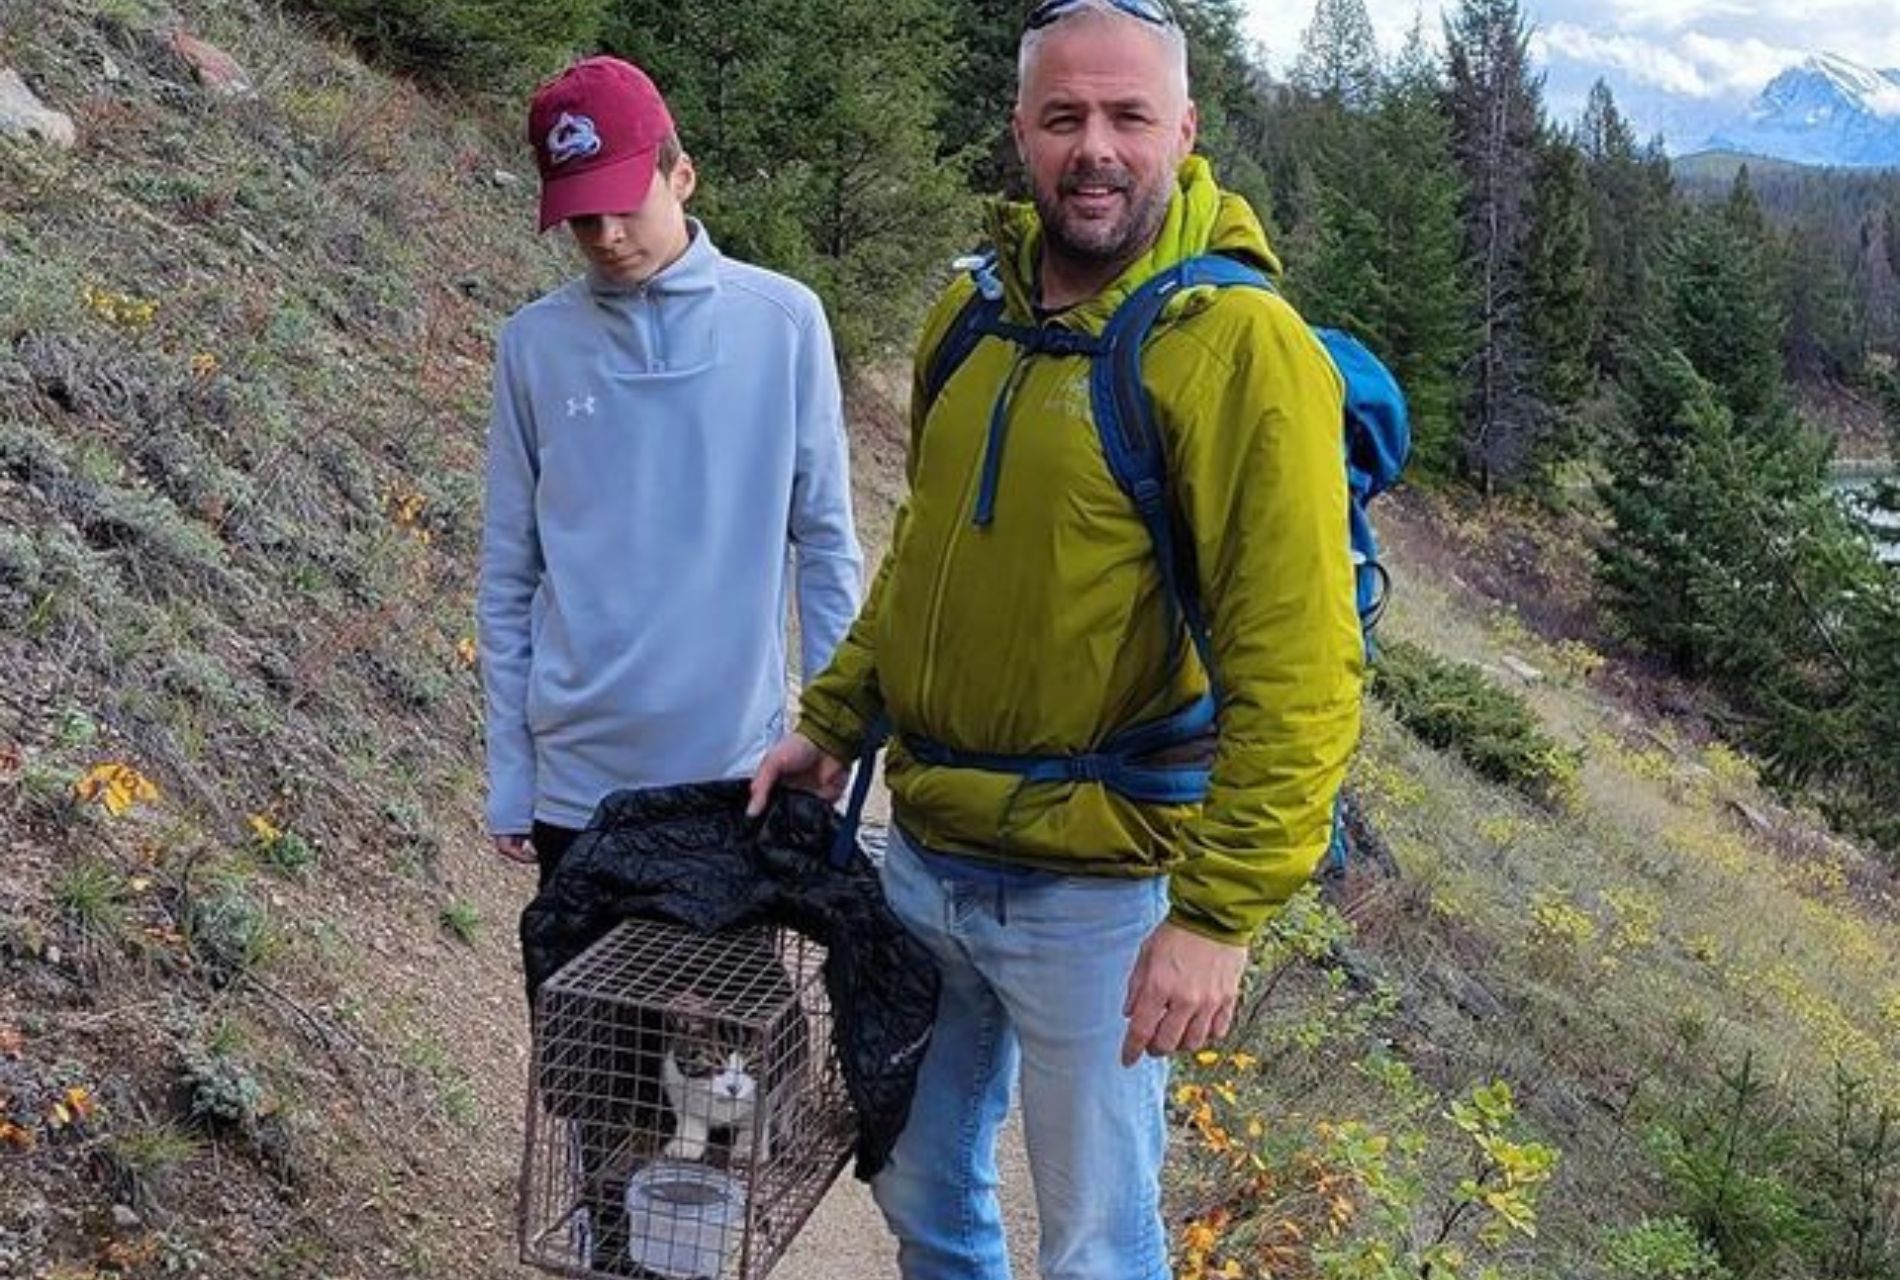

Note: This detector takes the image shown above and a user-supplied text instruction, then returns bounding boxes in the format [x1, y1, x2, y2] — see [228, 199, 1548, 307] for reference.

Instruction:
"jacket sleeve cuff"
[484, 761, 535, 836]
[1164, 900, 1259, 948]
[798, 713, 866, 767]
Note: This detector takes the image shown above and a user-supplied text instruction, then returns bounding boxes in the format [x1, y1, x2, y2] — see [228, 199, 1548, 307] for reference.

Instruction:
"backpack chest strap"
[965, 311, 1105, 527]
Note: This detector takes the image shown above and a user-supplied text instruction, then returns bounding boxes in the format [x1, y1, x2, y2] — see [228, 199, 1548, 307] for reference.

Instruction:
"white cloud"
[1248, 0, 1900, 145]
[1585, 0, 1756, 35]
[1673, 32, 1804, 92]
[1868, 85, 1900, 118]
[1533, 24, 1718, 95]
[1250, 0, 1900, 74]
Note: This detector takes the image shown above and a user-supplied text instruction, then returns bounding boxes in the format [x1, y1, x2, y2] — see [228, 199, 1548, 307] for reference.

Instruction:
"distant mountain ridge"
[1704, 52, 1900, 169]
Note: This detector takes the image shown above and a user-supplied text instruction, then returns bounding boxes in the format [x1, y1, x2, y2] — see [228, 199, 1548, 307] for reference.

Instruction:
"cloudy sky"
[1244, 0, 1900, 150]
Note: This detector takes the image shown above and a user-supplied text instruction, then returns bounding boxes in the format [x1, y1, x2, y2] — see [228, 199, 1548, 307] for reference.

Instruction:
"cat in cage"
[659, 1000, 771, 1164]
[651, 951, 810, 1170]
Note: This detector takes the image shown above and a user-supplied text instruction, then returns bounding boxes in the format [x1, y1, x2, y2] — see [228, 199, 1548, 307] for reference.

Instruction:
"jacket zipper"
[634, 282, 667, 371]
[916, 344, 1034, 723]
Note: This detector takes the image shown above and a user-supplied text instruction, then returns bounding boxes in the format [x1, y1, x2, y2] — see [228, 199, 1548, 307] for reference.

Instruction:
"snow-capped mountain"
[1703, 53, 1900, 169]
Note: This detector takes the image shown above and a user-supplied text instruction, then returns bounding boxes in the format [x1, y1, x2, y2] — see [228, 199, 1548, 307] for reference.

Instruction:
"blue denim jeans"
[872, 826, 1172, 1280]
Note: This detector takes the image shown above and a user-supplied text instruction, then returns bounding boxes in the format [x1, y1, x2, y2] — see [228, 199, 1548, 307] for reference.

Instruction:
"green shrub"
[254, 827, 317, 880]
[53, 858, 130, 950]
[291, 0, 607, 90]
[1371, 639, 1580, 805]
[438, 899, 479, 945]
[1649, 1054, 1814, 1277]
[1603, 1217, 1732, 1279]
[185, 874, 283, 985]
[109, 1121, 200, 1209]
[182, 1043, 264, 1130]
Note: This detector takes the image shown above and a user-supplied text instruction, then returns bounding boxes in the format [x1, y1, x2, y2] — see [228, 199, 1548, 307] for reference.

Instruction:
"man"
[481, 56, 863, 880]
[750, 2, 1363, 1276]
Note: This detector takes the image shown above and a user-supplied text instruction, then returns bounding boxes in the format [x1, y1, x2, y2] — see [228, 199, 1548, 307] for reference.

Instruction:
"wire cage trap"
[521, 920, 854, 1280]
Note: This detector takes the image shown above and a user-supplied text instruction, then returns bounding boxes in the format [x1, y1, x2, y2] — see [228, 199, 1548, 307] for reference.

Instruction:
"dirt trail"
[775, 1115, 1038, 1280]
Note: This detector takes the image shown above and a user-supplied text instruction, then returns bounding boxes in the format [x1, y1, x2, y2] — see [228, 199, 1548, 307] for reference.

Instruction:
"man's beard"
[1033, 164, 1174, 268]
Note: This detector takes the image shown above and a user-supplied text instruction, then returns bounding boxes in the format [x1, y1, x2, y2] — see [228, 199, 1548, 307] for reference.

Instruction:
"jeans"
[872, 827, 1172, 1280]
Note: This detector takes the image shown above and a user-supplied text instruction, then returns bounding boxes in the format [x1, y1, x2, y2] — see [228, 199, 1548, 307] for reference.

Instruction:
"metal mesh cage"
[521, 920, 854, 1279]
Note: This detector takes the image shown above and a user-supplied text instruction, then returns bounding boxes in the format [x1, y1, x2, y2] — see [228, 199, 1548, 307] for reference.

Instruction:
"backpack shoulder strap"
[1090, 254, 1274, 671]
[919, 254, 1007, 415]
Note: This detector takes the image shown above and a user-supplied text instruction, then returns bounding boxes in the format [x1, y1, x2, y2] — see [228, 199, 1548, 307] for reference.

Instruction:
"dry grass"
[1164, 495, 1900, 1274]
[1, 0, 569, 1273]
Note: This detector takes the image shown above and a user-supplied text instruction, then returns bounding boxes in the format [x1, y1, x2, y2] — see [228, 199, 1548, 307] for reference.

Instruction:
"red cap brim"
[537, 148, 660, 232]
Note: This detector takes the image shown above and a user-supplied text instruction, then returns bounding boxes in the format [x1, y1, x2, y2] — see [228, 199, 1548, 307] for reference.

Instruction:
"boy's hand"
[748, 732, 848, 817]
[494, 834, 536, 866]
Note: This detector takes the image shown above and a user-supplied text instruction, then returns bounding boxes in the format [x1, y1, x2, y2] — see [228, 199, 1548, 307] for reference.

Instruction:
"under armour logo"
[546, 112, 602, 166]
[566, 395, 597, 418]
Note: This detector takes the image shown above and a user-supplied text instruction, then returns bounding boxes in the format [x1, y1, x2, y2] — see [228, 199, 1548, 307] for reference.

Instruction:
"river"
[1833, 465, 1899, 564]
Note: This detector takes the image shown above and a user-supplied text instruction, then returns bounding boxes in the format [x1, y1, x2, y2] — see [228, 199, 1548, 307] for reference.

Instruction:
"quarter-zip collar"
[585, 217, 722, 300]
[582, 219, 722, 376]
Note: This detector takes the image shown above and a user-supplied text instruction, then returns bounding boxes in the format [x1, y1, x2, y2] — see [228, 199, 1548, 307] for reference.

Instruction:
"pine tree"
[1597, 192, 1900, 850]
[1666, 198, 1785, 428]
[1577, 80, 1673, 376]
[1782, 214, 1865, 382]
[1524, 131, 1595, 420]
[601, 0, 812, 261]
[603, 0, 974, 361]
[1854, 204, 1900, 355]
[801, 0, 977, 357]
[305, 0, 608, 89]
[1178, 0, 1278, 223]
[1280, 58, 1383, 338]
[938, 0, 1024, 197]
[1443, 0, 1545, 491]
[1291, 0, 1380, 109]
[1597, 348, 1762, 669]
[1365, 18, 1471, 477]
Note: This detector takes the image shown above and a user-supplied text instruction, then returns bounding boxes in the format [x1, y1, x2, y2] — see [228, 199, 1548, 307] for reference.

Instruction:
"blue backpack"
[833, 252, 1409, 868]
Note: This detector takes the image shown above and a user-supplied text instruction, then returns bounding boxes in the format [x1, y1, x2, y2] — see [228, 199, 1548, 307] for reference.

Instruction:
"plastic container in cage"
[520, 919, 855, 1280]
[623, 1161, 746, 1278]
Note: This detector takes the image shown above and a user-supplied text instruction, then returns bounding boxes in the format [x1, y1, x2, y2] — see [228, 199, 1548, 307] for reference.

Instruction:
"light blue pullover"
[477, 222, 863, 833]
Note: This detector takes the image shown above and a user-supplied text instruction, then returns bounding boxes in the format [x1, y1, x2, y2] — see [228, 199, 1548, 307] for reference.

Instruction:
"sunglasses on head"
[1024, 0, 1179, 32]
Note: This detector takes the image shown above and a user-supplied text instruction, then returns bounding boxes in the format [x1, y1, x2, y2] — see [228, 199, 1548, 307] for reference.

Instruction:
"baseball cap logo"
[546, 112, 602, 166]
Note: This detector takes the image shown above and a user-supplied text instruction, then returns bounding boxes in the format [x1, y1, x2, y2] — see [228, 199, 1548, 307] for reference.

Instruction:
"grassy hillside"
[6, 3, 1900, 1279]
[1168, 495, 1900, 1278]
[1, 2, 579, 1275]
[1671, 149, 1818, 185]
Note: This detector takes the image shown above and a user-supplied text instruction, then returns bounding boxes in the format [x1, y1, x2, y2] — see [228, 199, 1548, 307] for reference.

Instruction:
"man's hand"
[494, 834, 536, 866]
[1121, 921, 1249, 1067]
[748, 732, 849, 817]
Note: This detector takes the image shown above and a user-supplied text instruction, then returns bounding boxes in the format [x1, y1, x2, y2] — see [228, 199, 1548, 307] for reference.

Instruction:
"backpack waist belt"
[900, 691, 1217, 807]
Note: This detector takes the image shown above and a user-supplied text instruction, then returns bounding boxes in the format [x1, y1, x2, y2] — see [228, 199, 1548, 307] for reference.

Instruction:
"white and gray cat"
[660, 1005, 772, 1165]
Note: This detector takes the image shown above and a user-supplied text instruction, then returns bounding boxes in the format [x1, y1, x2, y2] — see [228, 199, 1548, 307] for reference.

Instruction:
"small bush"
[438, 899, 479, 945]
[1371, 639, 1581, 805]
[53, 859, 130, 950]
[182, 1044, 264, 1130]
[1649, 1054, 1813, 1277]
[109, 1121, 200, 1209]
[290, 0, 607, 91]
[1603, 1217, 1732, 1279]
[257, 830, 317, 880]
[185, 873, 283, 985]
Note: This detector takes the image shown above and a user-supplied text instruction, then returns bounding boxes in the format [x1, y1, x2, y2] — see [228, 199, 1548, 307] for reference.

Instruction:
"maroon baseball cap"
[527, 56, 675, 232]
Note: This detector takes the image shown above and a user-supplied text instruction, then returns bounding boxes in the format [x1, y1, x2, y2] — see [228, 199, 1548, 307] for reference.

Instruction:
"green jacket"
[800, 157, 1365, 944]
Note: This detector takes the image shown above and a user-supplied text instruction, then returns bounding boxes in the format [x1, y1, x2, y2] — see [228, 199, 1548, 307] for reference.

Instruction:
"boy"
[481, 56, 863, 877]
